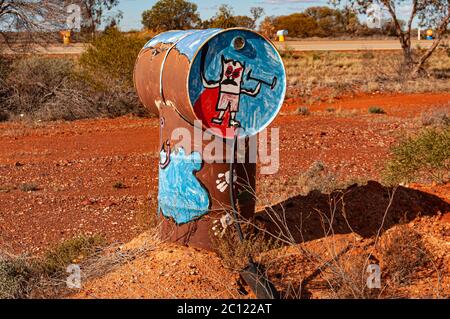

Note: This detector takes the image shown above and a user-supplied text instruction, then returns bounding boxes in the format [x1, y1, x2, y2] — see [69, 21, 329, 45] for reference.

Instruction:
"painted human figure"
[202, 56, 261, 128]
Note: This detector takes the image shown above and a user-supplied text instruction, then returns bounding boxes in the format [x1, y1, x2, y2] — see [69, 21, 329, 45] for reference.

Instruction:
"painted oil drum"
[156, 104, 256, 250]
[134, 28, 286, 138]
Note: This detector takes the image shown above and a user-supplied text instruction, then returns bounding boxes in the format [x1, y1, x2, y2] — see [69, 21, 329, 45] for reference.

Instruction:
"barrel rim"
[186, 27, 287, 139]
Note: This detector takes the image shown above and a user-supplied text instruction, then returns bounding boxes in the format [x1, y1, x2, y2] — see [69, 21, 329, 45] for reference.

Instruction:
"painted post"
[277, 30, 288, 42]
[60, 30, 71, 45]
[134, 28, 286, 250]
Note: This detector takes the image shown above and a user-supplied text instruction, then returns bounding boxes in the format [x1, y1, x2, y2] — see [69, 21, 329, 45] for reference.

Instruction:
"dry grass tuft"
[420, 107, 450, 127]
[379, 226, 430, 285]
[211, 226, 279, 272]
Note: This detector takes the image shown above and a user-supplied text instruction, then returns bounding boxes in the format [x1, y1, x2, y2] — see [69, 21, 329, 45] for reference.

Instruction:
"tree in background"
[207, 4, 236, 28]
[74, 0, 121, 37]
[305, 6, 346, 36]
[331, 0, 450, 75]
[0, 0, 66, 47]
[233, 15, 256, 29]
[382, 18, 407, 36]
[339, 4, 363, 33]
[272, 7, 363, 38]
[249, 6, 265, 28]
[203, 5, 264, 29]
[273, 13, 319, 38]
[142, 0, 200, 31]
[260, 16, 276, 39]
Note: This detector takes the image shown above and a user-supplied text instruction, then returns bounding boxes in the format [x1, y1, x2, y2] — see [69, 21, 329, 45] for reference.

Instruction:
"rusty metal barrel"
[134, 28, 286, 250]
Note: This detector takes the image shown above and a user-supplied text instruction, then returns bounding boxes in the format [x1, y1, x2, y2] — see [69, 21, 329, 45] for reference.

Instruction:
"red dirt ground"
[0, 92, 449, 298]
[0, 92, 448, 254]
[284, 92, 450, 116]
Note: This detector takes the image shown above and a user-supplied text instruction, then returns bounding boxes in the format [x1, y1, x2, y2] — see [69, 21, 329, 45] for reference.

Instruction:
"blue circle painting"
[188, 29, 286, 138]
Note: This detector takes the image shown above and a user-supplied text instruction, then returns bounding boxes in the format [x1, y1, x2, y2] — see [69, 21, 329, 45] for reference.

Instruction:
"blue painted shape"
[173, 29, 221, 60]
[188, 29, 286, 137]
[144, 29, 222, 61]
[158, 147, 210, 225]
[144, 30, 191, 49]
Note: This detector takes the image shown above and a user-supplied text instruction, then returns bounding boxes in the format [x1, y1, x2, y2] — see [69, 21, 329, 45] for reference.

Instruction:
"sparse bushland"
[0, 229, 161, 299]
[0, 254, 36, 299]
[383, 126, 450, 185]
[283, 50, 450, 105]
[2, 45, 449, 122]
[332, 0, 450, 76]
[0, 29, 151, 122]
[79, 28, 146, 88]
[0, 235, 106, 299]
[224, 148, 447, 299]
[243, 177, 444, 298]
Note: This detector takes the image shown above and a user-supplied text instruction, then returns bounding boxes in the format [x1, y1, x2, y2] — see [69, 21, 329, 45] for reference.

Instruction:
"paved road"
[1, 43, 87, 55]
[1, 39, 437, 55]
[275, 39, 435, 51]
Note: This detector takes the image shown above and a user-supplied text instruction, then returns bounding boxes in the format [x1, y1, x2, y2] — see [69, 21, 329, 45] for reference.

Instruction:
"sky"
[115, 0, 331, 31]
[114, 0, 418, 31]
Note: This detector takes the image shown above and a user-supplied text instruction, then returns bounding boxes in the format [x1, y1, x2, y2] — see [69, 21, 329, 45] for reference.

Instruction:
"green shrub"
[383, 126, 450, 185]
[19, 183, 40, 192]
[2, 57, 95, 121]
[295, 106, 310, 116]
[80, 28, 147, 87]
[42, 235, 105, 275]
[361, 51, 375, 60]
[2, 54, 150, 121]
[113, 181, 127, 189]
[1, 29, 151, 122]
[368, 107, 385, 114]
[0, 255, 36, 299]
[0, 110, 9, 122]
[312, 52, 321, 61]
[78, 28, 150, 118]
[279, 45, 295, 59]
[0, 235, 106, 299]
[0, 55, 10, 79]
